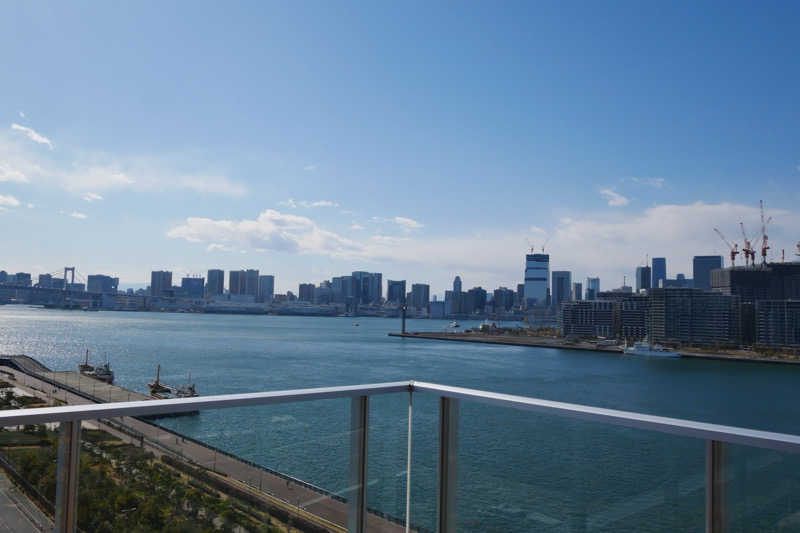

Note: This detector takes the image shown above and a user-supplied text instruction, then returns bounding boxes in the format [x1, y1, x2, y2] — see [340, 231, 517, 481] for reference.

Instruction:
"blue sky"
[2, 1, 799, 295]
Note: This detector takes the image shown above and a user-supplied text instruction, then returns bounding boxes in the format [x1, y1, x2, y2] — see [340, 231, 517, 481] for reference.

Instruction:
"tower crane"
[759, 200, 772, 265]
[714, 228, 739, 266]
[739, 222, 757, 266]
[795, 241, 800, 257]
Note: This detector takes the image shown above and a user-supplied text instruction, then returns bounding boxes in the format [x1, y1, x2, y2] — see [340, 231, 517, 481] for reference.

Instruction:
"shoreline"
[388, 332, 800, 365]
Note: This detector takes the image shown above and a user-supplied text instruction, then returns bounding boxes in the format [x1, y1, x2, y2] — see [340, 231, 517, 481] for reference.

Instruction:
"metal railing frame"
[3, 379, 800, 533]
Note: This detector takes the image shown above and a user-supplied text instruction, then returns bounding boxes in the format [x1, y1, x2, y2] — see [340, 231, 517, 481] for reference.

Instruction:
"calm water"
[2, 305, 799, 531]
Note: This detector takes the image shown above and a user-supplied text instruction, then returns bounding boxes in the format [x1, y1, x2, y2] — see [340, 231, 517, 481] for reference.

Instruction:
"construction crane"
[796, 241, 800, 257]
[759, 200, 772, 265]
[540, 236, 552, 254]
[714, 228, 739, 266]
[739, 222, 757, 266]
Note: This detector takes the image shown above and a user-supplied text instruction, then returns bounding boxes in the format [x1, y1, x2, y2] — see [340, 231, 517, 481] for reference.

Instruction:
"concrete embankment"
[389, 332, 800, 365]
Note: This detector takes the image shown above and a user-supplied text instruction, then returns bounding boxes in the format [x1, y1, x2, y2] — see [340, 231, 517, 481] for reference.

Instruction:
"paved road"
[0, 472, 52, 533]
[9, 369, 408, 533]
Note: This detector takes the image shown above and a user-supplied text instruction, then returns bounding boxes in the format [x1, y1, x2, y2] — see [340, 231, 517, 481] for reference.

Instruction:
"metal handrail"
[3, 379, 800, 453]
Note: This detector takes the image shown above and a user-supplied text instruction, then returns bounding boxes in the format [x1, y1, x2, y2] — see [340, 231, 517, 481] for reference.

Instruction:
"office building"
[693, 255, 723, 290]
[755, 300, 800, 348]
[207, 269, 224, 296]
[409, 284, 430, 310]
[14, 272, 32, 287]
[635, 266, 652, 292]
[87, 274, 119, 294]
[150, 271, 172, 297]
[551, 271, 572, 311]
[351, 271, 382, 304]
[619, 294, 649, 339]
[465, 287, 487, 314]
[586, 278, 600, 301]
[181, 277, 205, 299]
[493, 287, 515, 312]
[560, 300, 615, 338]
[662, 274, 693, 288]
[245, 269, 260, 297]
[387, 280, 407, 304]
[524, 253, 549, 307]
[229, 270, 245, 295]
[37, 274, 53, 288]
[572, 282, 583, 301]
[298, 283, 315, 302]
[258, 275, 275, 302]
[652, 258, 667, 289]
[453, 276, 462, 293]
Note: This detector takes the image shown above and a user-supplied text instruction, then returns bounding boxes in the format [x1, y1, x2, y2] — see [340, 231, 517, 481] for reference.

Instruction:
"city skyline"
[2, 3, 800, 295]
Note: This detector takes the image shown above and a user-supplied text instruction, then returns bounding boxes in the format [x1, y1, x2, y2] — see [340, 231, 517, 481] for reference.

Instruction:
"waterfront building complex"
[693, 255, 723, 290]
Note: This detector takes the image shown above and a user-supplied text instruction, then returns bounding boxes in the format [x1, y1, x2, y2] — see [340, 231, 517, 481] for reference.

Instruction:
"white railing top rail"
[2, 379, 800, 453]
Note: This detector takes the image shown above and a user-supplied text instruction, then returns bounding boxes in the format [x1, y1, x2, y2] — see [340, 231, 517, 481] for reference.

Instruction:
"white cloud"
[350, 223, 364, 230]
[82, 192, 103, 202]
[393, 216, 423, 230]
[303, 164, 317, 171]
[167, 209, 365, 258]
[629, 177, 665, 188]
[0, 164, 28, 183]
[18, 111, 24, 119]
[599, 188, 630, 207]
[206, 243, 236, 252]
[0, 194, 20, 207]
[69, 211, 87, 219]
[26, 203, 34, 209]
[11, 123, 53, 150]
[299, 200, 339, 208]
[279, 198, 297, 208]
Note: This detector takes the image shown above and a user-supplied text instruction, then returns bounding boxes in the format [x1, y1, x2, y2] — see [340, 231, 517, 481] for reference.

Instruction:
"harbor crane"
[714, 228, 739, 266]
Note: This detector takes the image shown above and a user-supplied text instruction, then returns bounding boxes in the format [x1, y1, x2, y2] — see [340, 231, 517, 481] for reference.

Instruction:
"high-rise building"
[298, 283, 315, 302]
[181, 277, 205, 299]
[756, 300, 800, 348]
[572, 282, 583, 301]
[711, 263, 800, 302]
[453, 276, 462, 293]
[150, 271, 172, 297]
[229, 270, 245, 295]
[560, 300, 615, 338]
[409, 284, 430, 310]
[524, 253, 549, 307]
[37, 274, 53, 288]
[87, 274, 119, 294]
[258, 275, 275, 302]
[207, 269, 224, 296]
[493, 287, 515, 311]
[652, 258, 667, 289]
[245, 269, 260, 297]
[387, 280, 407, 303]
[635, 266, 652, 292]
[586, 277, 600, 301]
[14, 272, 32, 287]
[693, 255, 723, 290]
[648, 287, 739, 345]
[465, 287, 487, 313]
[351, 271, 382, 304]
[551, 271, 572, 311]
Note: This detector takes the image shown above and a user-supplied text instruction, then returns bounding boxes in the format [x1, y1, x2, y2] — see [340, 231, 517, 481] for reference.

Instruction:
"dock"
[0, 355, 409, 533]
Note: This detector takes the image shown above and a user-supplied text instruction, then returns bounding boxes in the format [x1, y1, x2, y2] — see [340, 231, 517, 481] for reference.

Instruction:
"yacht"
[624, 341, 681, 358]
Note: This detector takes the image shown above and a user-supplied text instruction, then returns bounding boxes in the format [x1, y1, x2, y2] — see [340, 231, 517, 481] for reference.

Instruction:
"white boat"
[624, 341, 681, 358]
[449, 321, 460, 328]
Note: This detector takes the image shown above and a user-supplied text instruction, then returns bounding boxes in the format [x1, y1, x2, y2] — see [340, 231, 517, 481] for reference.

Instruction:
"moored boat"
[624, 341, 681, 358]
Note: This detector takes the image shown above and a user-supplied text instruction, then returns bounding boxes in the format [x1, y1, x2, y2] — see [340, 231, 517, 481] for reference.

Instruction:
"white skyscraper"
[523, 253, 549, 307]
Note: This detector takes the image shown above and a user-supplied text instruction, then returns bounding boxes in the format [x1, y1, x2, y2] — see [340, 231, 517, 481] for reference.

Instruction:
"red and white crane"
[714, 228, 739, 266]
[759, 200, 772, 265]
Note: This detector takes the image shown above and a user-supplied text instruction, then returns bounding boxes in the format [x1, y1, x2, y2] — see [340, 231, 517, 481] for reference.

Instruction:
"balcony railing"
[1, 380, 800, 532]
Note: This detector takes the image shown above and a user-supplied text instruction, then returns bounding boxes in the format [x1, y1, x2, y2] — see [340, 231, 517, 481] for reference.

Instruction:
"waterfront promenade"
[0, 356, 407, 533]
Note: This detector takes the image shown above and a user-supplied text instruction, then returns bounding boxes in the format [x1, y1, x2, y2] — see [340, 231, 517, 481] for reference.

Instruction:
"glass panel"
[409, 390, 442, 533]
[0, 377, 59, 531]
[455, 399, 705, 532]
[81, 397, 356, 532]
[722, 442, 800, 532]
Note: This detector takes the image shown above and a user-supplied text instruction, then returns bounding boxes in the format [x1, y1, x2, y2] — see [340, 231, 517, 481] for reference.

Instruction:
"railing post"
[706, 439, 725, 533]
[348, 395, 369, 533]
[437, 397, 459, 533]
[55, 420, 81, 533]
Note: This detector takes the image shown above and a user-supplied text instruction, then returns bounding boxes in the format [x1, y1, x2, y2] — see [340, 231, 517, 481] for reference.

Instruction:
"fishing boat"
[147, 365, 171, 396]
[91, 354, 115, 383]
[78, 349, 94, 373]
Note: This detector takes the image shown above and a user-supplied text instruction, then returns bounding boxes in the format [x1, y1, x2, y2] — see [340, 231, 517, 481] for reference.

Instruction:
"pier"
[0, 355, 408, 533]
